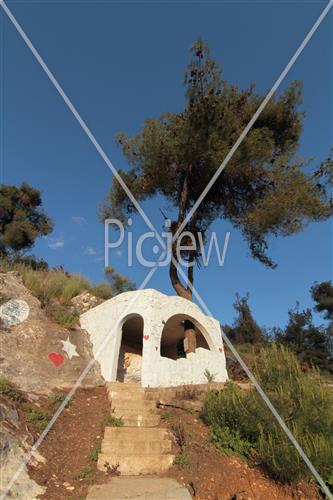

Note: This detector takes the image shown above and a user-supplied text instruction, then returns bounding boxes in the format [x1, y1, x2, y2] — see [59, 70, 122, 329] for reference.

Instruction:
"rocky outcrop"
[0, 272, 103, 393]
[71, 291, 103, 315]
[0, 395, 46, 499]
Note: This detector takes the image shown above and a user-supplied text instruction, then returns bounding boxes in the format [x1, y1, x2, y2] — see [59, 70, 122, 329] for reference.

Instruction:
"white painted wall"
[80, 289, 228, 387]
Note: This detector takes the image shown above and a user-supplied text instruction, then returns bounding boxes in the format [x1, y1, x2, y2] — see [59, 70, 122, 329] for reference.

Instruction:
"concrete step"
[104, 426, 169, 441]
[97, 453, 175, 475]
[115, 415, 160, 427]
[101, 437, 172, 455]
[111, 398, 157, 411]
[87, 477, 192, 499]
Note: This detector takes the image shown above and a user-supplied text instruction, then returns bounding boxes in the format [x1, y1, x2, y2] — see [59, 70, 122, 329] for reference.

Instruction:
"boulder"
[0, 272, 103, 393]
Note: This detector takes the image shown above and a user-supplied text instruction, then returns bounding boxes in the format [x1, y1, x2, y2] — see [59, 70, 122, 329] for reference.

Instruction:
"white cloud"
[48, 237, 64, 250]
[94, 256, 104, 263]
[84, 246, 96, 256]
[71, 216, 86, 225]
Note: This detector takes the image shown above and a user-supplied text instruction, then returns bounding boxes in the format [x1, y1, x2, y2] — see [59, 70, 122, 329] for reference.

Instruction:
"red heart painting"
[219, 347, 223, 353]
[48, 352, 64, 367]
[143, 335, 149, 341]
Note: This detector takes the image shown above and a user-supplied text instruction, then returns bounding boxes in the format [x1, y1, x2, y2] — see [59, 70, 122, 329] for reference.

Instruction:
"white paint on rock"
[80, 289, 228, 387]
[0, 299, 30, 326]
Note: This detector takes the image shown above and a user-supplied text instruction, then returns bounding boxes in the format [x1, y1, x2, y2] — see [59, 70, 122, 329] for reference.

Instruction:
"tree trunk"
[168, 166, 197, 352]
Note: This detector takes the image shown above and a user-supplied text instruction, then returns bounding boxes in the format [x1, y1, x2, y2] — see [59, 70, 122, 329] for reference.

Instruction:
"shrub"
[44, 302, 79, 328]
[24, 403, 50, 434]
[0, 378, 25, 402]
[88, 445, 101, 463]
[75, 465, 92, 480]
[174, 450, 191, 467]
[90, 283, 113, 300]
[102, 414, 124, 427]
[48, 392, 71, 409]
[211, 425, 252, 458]
[202, 346, 333, 487]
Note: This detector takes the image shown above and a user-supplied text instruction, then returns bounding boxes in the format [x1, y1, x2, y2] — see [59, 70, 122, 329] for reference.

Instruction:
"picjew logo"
[104, 218, 230, 268]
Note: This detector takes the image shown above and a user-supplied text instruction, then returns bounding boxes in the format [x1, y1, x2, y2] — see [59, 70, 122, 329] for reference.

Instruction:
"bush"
[24, 403, 50, 434]
[174, 450, 191, 467]
[202, 346, 333, 487]
[211, 425, 252, 458]
[90, 283, 113, 300]
[102, 414, 124, 427]
[44, 302, 79, 328]
[48, 392, 71, 409]
[0, 378, 25, 402]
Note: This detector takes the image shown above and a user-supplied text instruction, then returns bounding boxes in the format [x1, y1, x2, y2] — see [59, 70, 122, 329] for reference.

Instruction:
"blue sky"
[0, 0, 332, 330]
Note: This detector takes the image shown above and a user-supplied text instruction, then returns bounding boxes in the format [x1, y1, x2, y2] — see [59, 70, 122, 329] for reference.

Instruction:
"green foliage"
[24, 404, 50, 434]
[202, 347, 333, 486]
[102, 414, 124, 427]
[204, 368, 216, 383]
[45, 302, 79, 328]
[160, 411, 173, 420]
[20, 268, 90, 306]
[0, 378, 25, 402]
[75, 466, 93, 480]
[174, 450, 191, 467]
[211, 425, 252, 458]
[105, 266, 135, 295]
[88, 444, 101, 463]
[275, 305, 333, 373]
[102, 38, 332, 297]
[311, 280, 333, 321]
[0, 182, 53, 256]
[48, 392, 71, 409]
[226, 293, 264, 345]
[90, 283, 113, 300]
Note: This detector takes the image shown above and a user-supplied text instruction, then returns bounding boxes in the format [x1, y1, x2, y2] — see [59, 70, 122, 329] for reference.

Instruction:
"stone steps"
[97, 453, 174, 475]
[111, 398, 157, 411]
[97, 383, 174, 475]
[87, 477, 193, 499]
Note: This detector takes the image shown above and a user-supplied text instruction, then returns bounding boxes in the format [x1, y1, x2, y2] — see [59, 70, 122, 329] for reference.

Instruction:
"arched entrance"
[160, 314, 211, 360]
[116, 315, 144, 382]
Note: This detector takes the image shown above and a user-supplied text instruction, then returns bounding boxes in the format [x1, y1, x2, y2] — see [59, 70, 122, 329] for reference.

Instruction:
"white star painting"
[61, 337, 79, 360]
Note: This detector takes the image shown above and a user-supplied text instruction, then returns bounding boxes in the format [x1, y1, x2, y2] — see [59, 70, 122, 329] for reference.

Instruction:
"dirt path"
[28, 386, 111, 499]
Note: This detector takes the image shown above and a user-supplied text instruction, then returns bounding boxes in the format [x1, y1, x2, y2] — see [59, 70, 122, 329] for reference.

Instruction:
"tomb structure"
[80, 289, 228, 387]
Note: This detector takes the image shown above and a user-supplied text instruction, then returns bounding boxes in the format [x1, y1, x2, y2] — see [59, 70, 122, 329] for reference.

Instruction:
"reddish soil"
[4, 384, 322, 500]
[27, 386, 111, 499]
[161, 406, 320, 500]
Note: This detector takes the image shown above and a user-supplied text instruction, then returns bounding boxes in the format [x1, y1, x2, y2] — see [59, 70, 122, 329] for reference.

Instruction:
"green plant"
[102, 39, 332, 301]
[44, 302, 79, 328]
[202, 346, 333, 486]
[211, 426, 252, 458]
[185, 407, 194, 414]
[174, 450, 191, 467]
[24, 404, 50, 434]
[90, 283, 113, 300]
[160, 411, 173, 420]
[88, 445, 101, 463]
[204, 369, 216, 383]
[75, 465, 92, 480]
[0, 378, 25, 402]
[171, 423, 187, 449]
[102, 414, 124, 427]
[48, 392, 71, 409]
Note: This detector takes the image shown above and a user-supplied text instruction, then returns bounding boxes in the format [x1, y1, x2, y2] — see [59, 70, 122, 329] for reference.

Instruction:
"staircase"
[97, 382, 175, 476]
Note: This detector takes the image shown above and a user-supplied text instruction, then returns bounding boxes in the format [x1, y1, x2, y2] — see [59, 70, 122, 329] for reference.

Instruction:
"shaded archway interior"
[117, 315, 144, 382]
[160, 313, 210, 360]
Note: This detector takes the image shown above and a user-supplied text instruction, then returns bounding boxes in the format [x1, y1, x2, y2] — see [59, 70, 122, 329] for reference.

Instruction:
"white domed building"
[80, 289, 228, 387]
